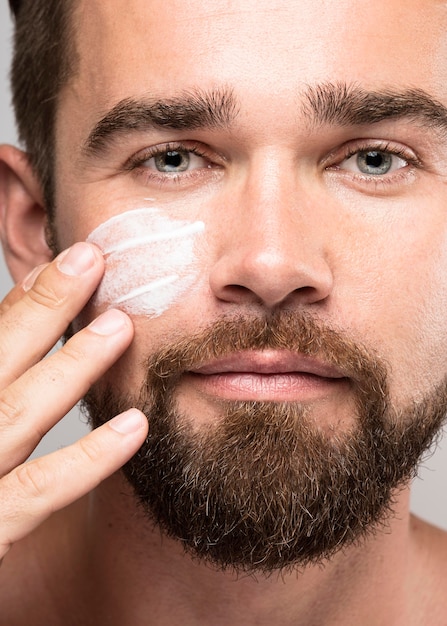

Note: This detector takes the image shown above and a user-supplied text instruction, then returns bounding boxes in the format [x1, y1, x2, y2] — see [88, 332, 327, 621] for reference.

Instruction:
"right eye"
[146, 148, 210, 173]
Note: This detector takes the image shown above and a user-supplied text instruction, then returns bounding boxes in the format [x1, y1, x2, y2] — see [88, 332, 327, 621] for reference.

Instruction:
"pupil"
[365, 152, 383, 168]
[165, 151, 183, 167]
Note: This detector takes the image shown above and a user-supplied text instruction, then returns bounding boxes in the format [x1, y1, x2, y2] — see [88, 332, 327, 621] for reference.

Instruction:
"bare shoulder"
[410, 515, 447, 623]
[0, 498, 89, 626]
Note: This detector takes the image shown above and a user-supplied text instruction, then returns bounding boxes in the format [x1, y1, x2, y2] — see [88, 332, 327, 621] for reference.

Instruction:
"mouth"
[185, 350, 350, 402]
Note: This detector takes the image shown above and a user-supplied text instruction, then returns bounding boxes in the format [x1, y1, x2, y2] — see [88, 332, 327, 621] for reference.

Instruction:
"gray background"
[1, 3, 446, 529]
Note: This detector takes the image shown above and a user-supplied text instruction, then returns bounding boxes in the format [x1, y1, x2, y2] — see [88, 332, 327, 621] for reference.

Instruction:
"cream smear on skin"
[86, 207, 205, 316]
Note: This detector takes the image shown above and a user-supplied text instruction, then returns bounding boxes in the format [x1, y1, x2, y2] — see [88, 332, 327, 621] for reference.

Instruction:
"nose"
[209, 160, 334, 311]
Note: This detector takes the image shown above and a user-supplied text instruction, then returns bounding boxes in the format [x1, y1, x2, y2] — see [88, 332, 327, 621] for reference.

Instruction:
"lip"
[186, 350, 349, 402]
[190, 350, 346, 378]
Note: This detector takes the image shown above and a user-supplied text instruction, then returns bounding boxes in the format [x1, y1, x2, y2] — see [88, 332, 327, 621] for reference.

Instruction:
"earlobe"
[0, 145, 53, 283]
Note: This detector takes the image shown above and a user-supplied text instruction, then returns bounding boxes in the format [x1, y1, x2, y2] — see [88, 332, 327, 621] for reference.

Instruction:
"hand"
[0, 242, 148, 562]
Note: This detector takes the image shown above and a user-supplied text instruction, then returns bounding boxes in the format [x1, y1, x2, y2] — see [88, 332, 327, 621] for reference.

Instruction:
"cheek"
[326, 198, 447, 404]
[86, 207, 206, 317]
[362, 237, 447, 404]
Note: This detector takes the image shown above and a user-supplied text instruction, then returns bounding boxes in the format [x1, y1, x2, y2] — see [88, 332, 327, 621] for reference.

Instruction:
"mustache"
[143, 310, 388, 399]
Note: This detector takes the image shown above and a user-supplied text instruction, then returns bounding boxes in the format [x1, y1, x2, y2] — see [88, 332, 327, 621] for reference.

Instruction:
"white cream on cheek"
[86, 207, 205, 316]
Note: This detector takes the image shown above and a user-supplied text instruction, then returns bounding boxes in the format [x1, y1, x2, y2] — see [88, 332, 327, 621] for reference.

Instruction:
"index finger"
[0, 242, 106, 388]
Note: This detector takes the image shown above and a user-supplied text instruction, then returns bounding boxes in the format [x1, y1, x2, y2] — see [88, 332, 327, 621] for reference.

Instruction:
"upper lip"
[190, 350, 347, 378]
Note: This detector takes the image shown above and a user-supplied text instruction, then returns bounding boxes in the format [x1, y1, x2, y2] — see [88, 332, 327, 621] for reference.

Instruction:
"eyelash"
[125, 139, 421, 189]
[125, 141, 218, 186]
[327, 140, 421, 184]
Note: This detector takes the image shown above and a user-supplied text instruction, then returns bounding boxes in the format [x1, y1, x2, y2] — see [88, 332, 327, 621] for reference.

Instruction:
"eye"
[125, 141, 223, 188]
[143, 148, 209, 173]
[339, 150, 408, 176]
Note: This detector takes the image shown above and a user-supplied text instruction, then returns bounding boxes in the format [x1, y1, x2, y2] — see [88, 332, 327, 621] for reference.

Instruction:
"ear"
[0, 145, 53, 284]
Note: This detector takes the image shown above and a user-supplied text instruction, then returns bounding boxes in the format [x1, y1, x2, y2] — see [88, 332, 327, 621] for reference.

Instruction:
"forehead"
[59, 0, 447, 151]
[70, 0, 447, 92]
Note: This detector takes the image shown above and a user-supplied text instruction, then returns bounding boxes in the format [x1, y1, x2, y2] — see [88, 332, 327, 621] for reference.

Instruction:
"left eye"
[340, 150, 407, 176]
[145, 149, 207, 173]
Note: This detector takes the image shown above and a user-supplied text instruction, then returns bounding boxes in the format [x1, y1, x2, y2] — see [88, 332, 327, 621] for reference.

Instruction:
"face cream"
[86, 207, 205, 317]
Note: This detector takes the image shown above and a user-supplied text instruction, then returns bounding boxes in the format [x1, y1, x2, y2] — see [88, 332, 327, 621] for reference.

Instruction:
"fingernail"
[57, 242, 97, 276]
[22, 264, 47, 292]
[109, 409, 145, 434]
[88, 309, 128, 335]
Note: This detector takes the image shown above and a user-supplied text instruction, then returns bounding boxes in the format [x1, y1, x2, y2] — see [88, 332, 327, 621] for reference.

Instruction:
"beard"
[83, 310, 447, 574]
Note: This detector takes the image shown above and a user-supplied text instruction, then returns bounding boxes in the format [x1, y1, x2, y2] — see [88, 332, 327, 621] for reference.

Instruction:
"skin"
[1, 0, 447, 624]
[85, 207, 206, 316]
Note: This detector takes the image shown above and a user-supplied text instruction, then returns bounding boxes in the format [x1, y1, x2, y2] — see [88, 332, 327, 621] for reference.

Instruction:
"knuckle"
[59, 342, 89, 366]
[14, 460, 49, 500]
[0, 390, 25, 429]
[41, 363, 67, 386]
[0, 390, 46, 462]
[0, 285, 23, 317]
[26, 280, 68, 311]
[78, 436, 103, 464]
[0, 299, 14, 317]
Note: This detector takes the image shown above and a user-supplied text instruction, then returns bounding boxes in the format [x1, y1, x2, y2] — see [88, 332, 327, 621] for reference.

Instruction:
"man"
[0, 0, 447, 623]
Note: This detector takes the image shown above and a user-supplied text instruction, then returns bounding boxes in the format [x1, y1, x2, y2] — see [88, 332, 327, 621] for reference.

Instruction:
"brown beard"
[83, 311, 447, 574]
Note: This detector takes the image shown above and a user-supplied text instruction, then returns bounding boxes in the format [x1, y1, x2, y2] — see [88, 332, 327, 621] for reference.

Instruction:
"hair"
[9, 0, 77, 215]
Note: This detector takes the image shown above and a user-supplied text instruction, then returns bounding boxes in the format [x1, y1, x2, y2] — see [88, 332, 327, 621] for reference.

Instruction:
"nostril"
[291, 285, 327, 303]
[218, 284, 264, 305]
[209, 240, 334, 310]
[214, 281, 330, 310]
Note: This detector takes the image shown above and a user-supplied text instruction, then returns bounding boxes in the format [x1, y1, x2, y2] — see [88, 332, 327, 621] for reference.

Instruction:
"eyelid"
[323, 139, 421, 171]
[125, 140, 225, 172]
[123, 140, 226, 189]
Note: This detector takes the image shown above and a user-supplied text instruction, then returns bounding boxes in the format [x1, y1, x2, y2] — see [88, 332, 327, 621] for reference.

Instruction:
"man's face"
[52, 0, 447, 570]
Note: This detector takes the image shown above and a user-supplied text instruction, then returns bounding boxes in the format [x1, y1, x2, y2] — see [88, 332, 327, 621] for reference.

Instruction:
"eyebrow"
[303, 82, 447, 132]
[83, 87, 239, 157]
[82, 82, 447, 159]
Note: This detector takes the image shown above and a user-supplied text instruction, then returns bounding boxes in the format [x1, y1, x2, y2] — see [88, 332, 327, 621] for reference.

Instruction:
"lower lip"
[185, 372, 348, 402]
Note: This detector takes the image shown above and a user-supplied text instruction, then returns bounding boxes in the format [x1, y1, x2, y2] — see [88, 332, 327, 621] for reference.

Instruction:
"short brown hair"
[9, 0, 77, 215]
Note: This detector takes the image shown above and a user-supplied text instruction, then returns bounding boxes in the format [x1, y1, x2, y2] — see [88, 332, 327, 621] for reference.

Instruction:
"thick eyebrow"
[303, 82, 447, 132]
[83, 87, 239, 157]
[83, 82, 447, 159]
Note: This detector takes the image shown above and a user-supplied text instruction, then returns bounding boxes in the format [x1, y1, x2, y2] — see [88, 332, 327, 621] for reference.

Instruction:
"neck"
[75, 472, 415, 626]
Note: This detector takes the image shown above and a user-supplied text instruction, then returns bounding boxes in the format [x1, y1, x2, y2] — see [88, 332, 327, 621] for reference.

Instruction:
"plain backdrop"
[1, 3, 447, 530]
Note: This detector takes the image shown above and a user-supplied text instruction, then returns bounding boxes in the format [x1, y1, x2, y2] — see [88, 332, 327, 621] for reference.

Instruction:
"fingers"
[0, 264, 48, 315]
[0, 242, 105, 388]
[0, 240, 150, 564]
[0, 308, 135, 474]
[0, 409, 148, 560]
